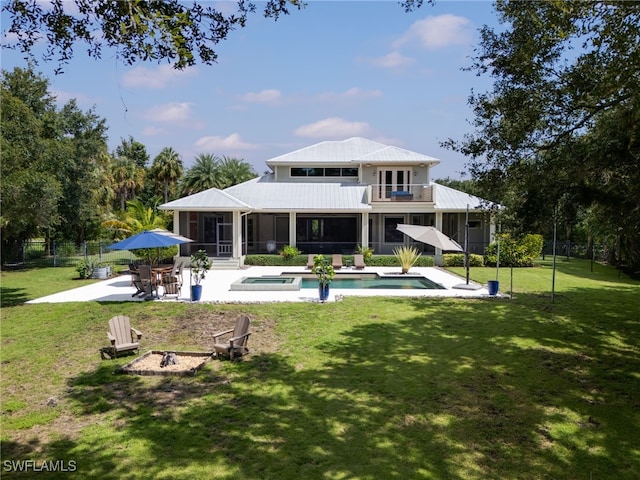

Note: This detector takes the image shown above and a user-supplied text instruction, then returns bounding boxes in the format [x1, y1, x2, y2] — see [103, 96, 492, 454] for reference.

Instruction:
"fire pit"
[117, 350, 213, 376]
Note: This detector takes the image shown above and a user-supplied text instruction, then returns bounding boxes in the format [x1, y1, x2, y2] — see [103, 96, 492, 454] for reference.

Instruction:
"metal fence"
[10, 241, 136, 268]
[6, 239, 611, 268]
[542, 241, 610, 263]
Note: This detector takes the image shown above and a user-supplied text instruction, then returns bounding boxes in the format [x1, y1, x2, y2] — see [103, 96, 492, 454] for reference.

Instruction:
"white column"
[289, 212, 297, 247]
[361, 212, 369, 248]
[232, 210, 242, 258]
[434, 211, 444, 265]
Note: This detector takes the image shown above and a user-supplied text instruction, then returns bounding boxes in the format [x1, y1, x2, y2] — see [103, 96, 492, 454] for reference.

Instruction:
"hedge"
[243, 254, 435, 267]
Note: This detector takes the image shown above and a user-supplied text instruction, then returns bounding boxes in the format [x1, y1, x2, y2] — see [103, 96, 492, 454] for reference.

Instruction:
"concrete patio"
[27, 266, 495, 304]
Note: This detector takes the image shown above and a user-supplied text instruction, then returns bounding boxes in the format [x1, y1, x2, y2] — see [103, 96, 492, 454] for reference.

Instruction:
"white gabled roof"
[226, 175, 370, 212]
[266, 137, 440, 166]
[433, 183, 491, 211]
[159, 187, 251, 211]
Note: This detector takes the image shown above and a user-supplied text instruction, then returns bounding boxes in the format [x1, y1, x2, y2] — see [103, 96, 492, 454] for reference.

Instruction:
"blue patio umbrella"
[107, 230, 193, 251]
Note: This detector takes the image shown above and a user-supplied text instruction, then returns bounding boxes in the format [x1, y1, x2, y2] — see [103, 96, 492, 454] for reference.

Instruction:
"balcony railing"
[368, 184, 434, 203]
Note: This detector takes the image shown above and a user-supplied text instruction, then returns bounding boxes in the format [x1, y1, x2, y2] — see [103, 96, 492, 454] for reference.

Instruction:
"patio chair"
[353, 254, 366, 270]
[137, 264, 158, 298]
[212, 316, 251, 361]
[306, 254, 315, 269]
[332, 254, 343, 269]
[162, 263, 182, 299]
[104, 315, 142, 359]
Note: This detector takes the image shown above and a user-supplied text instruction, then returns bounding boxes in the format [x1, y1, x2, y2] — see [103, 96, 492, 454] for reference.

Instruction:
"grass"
[1, 259, 639, 479]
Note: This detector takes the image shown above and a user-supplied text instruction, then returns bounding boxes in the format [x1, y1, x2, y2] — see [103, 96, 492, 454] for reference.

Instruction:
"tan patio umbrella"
[396, 224, 463, 251]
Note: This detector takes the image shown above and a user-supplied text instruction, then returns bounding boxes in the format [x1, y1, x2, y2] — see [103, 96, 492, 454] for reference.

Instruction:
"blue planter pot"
[191, 285, 203, 301]
[318, 283, 330, 302]
[487, 280, 499, 296]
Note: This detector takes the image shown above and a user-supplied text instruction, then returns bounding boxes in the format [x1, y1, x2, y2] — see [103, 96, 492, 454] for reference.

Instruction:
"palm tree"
[102, 199, 168, 238]
[150, 147, 183, 202]
[218, 156, 258, 188]
[178, 153, 223, 196]
[111, 156, 144, 210]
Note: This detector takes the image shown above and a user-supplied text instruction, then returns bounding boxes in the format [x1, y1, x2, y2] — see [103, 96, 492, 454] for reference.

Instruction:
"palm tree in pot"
[312, 254, 335, 302]
[190, 250, 212, 301]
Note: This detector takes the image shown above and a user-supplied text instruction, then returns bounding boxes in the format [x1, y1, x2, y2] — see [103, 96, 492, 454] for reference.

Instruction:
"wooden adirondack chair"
[105, 315, 142, 359]
[162, 263, 182, 299]
[212, 316, 251, 361]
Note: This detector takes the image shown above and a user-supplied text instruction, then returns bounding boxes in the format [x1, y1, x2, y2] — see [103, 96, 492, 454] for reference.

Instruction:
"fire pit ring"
[117, 350, 214, 376]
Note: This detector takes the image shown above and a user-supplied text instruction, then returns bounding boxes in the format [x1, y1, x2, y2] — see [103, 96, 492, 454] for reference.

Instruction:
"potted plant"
[91, 262, 112, 279]
[393, 245, 421, 274]
[190, 250, 212, 301]
[311, 254, 335, 302]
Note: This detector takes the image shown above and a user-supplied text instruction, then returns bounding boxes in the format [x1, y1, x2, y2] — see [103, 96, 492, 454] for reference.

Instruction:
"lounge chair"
[212, 316, 251, 361]
[306, 254, 315, 269]
[332, 254, 343, 269]
[353, 254, 366, 270]
[104, 315, 142, 359]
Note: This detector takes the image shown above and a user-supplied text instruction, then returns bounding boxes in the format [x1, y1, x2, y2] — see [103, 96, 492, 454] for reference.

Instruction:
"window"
[384, 217, 405, 243]
[290, 167, 359, 177]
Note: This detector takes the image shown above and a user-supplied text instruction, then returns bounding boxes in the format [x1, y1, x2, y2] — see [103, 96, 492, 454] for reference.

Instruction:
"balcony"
[368, 184, 434, 203]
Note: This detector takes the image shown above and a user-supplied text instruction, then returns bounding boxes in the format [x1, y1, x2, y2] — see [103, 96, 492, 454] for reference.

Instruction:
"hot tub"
[230, 276, 302, 291]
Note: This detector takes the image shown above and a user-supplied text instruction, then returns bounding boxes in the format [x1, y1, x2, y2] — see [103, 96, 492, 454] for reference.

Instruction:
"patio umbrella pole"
[465, 204, 470, 285]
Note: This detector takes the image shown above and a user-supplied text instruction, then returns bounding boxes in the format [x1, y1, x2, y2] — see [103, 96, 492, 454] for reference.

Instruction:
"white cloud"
[239, 89, 282, 104]
[144, 102, 195, 123]
[294, 117, 370, 138]
[141, 126, 166, 137]
[315, 87, 384, 102]
[393, 14, 473, 50]
[361, 51, 414, 69]
[194, 133, 258, 151]
[121, 64, 198, 89]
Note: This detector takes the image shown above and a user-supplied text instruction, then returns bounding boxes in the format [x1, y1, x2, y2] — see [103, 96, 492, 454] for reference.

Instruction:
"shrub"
[356, 245, 375, 262]
[245, 254, 308, 266]
[443, 253, 484, 267]
[76, 260, 94, 279]
[279, 245, 301, 259]
[484, 233, 544, 267]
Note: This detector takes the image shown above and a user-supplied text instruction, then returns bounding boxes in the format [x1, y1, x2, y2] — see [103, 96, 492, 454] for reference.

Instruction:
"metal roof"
[225, 175, 370, 212]
[266, 137, 440, 166]
[432, 183, 490, 211]
[159, 187, 251, 211]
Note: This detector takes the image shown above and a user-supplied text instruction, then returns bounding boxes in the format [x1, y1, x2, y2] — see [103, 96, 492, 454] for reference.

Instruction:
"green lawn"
[1, 260, 639, 479]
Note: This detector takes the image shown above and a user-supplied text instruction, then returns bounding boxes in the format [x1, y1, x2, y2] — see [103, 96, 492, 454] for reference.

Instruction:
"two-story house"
[159, 137, 496, 267]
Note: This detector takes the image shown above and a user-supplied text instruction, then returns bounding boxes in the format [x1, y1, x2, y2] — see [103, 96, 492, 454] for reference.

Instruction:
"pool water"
[241, 277, 296, 284]
[299, 275, 444, 290]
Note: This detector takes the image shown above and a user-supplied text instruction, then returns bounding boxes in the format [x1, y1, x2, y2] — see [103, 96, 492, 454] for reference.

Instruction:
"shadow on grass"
[4, 285, 639, 479]
[0, 287, 30, 307]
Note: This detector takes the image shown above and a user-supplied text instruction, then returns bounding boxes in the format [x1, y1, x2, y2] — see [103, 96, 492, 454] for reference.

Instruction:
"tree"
[178, 153, 223, 196]
[115, 136, 149, 169]
[1, 66, 113, 259]
[111, 156, 144, 211]
[217, 156, 258, 189]
[2, 0, 304, 72]
[444, 1, 640, 270]
[54, 99, 111, 243]
[149, 147, 184, 203]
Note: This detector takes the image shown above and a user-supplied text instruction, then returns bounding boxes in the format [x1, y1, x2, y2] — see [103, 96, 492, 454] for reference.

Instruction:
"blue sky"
[2, 1, 498, 179]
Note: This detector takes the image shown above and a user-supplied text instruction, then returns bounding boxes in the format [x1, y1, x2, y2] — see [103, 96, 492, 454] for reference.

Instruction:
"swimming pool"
[230, 272, 446, 291]
[293, 273, 445, 290]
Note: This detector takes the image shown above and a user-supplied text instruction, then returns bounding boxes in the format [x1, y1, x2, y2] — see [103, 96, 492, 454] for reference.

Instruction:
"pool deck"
[27, 266, 496, 304]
